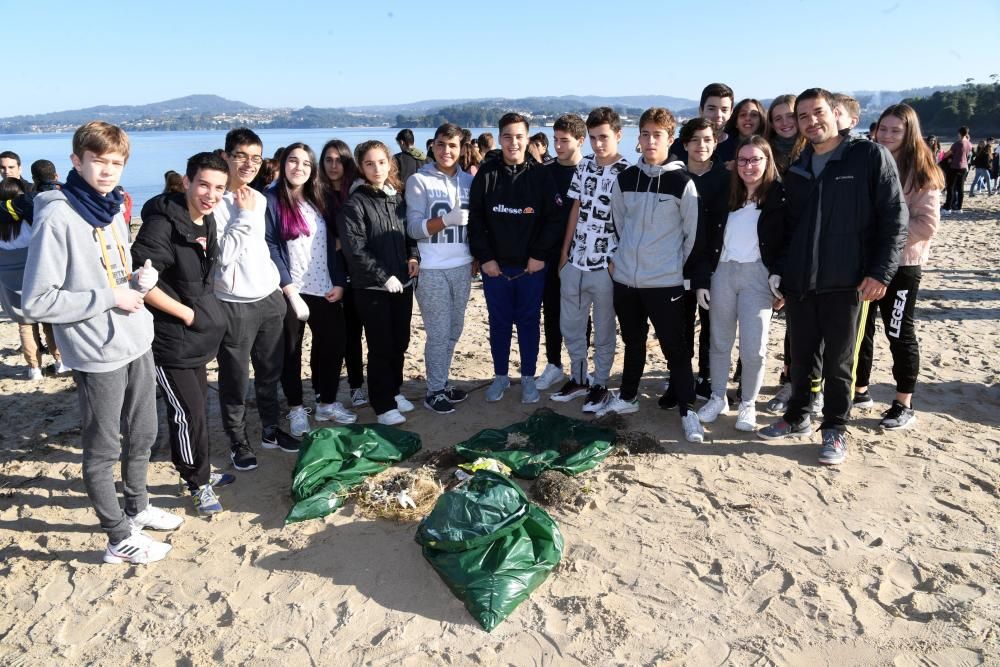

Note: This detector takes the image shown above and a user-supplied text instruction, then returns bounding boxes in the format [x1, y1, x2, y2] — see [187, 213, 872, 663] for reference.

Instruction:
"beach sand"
[0, 197, 997, 666]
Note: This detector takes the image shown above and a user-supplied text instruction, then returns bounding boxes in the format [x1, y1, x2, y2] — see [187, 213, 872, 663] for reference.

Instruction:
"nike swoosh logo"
[671, 295, 683, 302]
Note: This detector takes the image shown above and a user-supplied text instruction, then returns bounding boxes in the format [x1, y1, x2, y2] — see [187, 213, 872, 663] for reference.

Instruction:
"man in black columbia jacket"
[758, 88, 907, 466]
[132, 152, 229, 513]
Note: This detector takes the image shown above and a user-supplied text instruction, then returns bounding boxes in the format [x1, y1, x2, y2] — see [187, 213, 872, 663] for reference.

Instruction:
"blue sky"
[5, 0, 998, 116]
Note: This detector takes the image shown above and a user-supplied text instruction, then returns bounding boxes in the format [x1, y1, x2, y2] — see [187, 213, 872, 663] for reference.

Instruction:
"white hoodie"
[213, 189, 280, 302]
[405, 162, 473, 270]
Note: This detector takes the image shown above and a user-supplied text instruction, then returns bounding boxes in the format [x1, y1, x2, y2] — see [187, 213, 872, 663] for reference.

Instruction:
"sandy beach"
[0, 196, 997, 666]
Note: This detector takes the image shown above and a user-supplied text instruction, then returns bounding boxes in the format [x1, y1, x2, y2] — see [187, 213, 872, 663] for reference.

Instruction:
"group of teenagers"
[8, 80, 940, 564]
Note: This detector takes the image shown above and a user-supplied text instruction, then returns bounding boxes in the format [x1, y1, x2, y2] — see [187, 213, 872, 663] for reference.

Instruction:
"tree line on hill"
[904, 78, 1000, 136]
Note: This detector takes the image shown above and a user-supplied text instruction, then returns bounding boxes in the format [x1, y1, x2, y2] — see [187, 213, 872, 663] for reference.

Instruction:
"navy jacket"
[263, 186, 347, 290]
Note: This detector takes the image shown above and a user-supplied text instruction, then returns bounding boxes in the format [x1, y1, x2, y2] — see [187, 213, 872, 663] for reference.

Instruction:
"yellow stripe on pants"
[850, 299, 871, 387]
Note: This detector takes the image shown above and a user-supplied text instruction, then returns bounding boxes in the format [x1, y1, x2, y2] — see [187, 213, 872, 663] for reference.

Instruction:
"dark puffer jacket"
[779, 137, 908, 297]
[132, 192, 226, 368]
[336, 181, 418, 289]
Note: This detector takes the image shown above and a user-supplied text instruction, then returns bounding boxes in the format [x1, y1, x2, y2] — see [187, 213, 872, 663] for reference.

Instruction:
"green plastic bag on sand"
[285, 424, 421, 524]
[454, 408, 615, 478]
[415, 471, 563, 631]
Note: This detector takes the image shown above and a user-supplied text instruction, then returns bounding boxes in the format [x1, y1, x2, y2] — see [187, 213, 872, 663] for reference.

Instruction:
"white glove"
[442, 207, 469, 227]
[768, 274, 783, 299]
[135, 259, 158, 293]
[384, 276, 404, 293]
[287, 290, 310, 321]
[696, 288, 711, 311]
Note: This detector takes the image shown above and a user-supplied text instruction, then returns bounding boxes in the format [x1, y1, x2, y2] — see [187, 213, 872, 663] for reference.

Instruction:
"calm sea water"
[0, 127, 645, 212]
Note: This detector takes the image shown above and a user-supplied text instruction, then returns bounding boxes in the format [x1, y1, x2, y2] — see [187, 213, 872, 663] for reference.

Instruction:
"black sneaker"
[443, 385, 468, 404]
[550, 379, 589, 402]
[853, 390, 874, 409]
[424, 392, 456, 415]
[880, 400, 916, 430]
[658, 387, 678, 410]
[262, 427, 300, 453]
[230, 441, 258, 471]
[695, 376, 712, 401]
[582, 385, 609, 413]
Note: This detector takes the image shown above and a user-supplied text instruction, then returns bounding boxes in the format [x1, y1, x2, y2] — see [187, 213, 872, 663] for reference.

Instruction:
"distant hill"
[3, 95, 265, 124]
[346, 94, 699, 116]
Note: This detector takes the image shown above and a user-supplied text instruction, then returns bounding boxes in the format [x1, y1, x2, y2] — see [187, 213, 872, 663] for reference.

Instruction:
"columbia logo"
[835, 175, 855, 181]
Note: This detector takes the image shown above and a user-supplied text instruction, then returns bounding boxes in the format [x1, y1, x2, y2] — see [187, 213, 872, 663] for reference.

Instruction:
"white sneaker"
[315, 401, 357, 424]
[595, 393, 639, 417]
[377, 409, 406, 426]
[395, 394, 415, 412]
[287, 406, 311, 437]
[535, 363, 565, 390]
[735, 402, 757, 432]
[54, 361, 72, 374]
[104, 529, 172, 564]
[697, 393, 729, 423]
[27, 367, 43, 381]
[682, 411, 705, 443]
[128, 504, 184, 531]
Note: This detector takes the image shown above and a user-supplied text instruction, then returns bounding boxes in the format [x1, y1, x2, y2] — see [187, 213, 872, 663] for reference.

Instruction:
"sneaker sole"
[685, 433, 704, 443]
[734, 421, 756, 432]
[853, 400, 875, 409]
[104, 548, 171, 565]
[756, 425, 812, 441]
[315, 415, 358, 424]
[378, 418, 407, 426]
[818, 456, 846, 465]
[485, 387, 509, 402]
[881, 415, 917, 431]
[550, 390, 588, 402]
[230, 454, 258, 471]
[521, 396, 540, 404]
[424, 402, 456, 415]
[581, 402, 606, 413]
[697, 409, 729, 424]
[261, 442, 299, 453]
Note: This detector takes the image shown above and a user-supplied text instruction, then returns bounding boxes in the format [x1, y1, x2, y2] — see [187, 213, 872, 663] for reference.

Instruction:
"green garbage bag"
[415, 471, 563, 631]
[286, 424, 421, 524]
[454, 408, 615, 478]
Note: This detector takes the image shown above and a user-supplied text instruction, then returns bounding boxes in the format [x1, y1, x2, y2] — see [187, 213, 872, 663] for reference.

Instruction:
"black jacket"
[684, 162, 731, 288]
[393, 149, 426, 187]
[779, 137, 907, 297]
[689, 181, 787, 290]
[133, 193, 226, 368]
[467, 158, 563, 267]
[336, 183, 418, 289]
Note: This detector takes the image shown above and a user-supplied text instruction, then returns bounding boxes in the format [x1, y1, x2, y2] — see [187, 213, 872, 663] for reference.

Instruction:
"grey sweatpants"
[709, 260, 774, 403]
[559, 264, 616, 385]
[75, 350, 158, 544]
[415, 264, 472, 394]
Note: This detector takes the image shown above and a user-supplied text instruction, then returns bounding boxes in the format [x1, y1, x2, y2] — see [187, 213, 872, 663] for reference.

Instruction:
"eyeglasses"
[230, 152, 263, 166]
[737, 156, 766, 167]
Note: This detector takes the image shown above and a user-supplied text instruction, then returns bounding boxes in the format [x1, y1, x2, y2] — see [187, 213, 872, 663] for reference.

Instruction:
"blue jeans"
[482, 265, 545, 377]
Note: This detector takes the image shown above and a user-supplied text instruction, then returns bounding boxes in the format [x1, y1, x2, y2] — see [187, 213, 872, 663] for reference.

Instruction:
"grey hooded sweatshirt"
[609, 159, 699, 289]
[21, 190, 153, 373]
[404, 162, 473, 270]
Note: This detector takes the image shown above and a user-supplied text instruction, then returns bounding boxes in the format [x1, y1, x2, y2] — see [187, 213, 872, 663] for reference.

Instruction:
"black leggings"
[342, 286, 366, 389]
[281, 293, 346, 406]
[855, 266, 922, 394]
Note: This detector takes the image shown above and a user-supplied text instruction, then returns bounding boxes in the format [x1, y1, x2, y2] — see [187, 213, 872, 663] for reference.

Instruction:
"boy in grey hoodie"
[600, 108, 705, 444]
[22, 121, 182, 564]
[405, 123, 474, 414]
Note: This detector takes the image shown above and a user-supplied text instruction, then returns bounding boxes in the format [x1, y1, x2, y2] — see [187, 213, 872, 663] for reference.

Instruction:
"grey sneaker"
[818, 429, 847, 465]
[880, 401, 916, 430]
[757, 417, 812, 440]
[766, 382, 793, 413]
[485, 376, 511, 402]
[809, 391, 824, 417]
[521, 376, 540, 404]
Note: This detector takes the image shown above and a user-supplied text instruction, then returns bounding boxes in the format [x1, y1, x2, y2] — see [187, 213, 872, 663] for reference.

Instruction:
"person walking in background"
[693, 136, 787, 433]
[265, 143, 354, 439]
[853, 103, 943, 430]
[320, 139, 368, 409]
[338, 140, 419, 426]
[406, 123, 474, 415]
[942, 126, 973, 213]
[968, 139, 993, 197]
[467, 112, 564, 404]
[214, 128, 294, 472]
[757, 88, 907, 466]
[393, 129, 426, 186]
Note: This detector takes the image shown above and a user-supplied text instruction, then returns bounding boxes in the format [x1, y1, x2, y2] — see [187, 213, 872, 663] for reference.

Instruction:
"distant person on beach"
[338, 140, 420, 426]
[132, 152, 230, 515]
[22, 121, 180, 564]
[30, 160, 61, 191]
[853, 103, 943, 430]
[757, 88, 907, 466]
[553, 108, 628, 413]
[393, 129, 426, 186]
[0, 151, 33, 192]
[477, 132, 495, 155]
[214, 128, 297, 473]
[968, 139, 994, 196]
[600, 107, 704, 445]
[468, 112, 564, 404]
[528, 132, 554, 165]
[668, 83, 735, 164]
[942, 126, 972, 213]
[0, 177, 66, 380]
[163, 170, 184, 194]
[405, 123, 474, 415]
[265, 142, 353, 437]
[536, 113, 586, 395]
[319, 138, 368, 409]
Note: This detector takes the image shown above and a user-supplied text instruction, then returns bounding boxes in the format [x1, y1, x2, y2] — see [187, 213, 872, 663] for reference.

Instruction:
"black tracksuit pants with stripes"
[155, 365, 211, 489]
